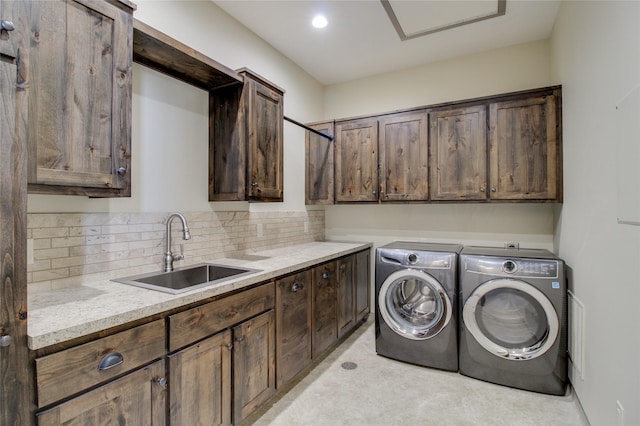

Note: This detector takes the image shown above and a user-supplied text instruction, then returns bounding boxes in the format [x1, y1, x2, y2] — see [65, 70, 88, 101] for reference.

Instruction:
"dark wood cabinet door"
[337, 255, 355, 338]
[305, 121, 335, 205]
[169, 331, 232, 426]
[37, 361, 166, 426]
[233, 310, 276, 423]
[335, 118, 378, 202]
[27, 0, 133, 197]
[489, 93, 559, 200]
[429, 105, 488, 200]
[246, 76, 284, 202]
[0, 7, 31, 419]
[210, 84, 246, 201]
[312, 261, 338, 358]
[378, 111, 429, 201]
[276, 271, 312, 388]
[355, 249, 371, 322]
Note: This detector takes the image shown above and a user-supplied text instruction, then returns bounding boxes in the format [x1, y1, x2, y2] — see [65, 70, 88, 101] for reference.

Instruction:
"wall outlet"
[504, 242, 520, 249]
[616, 400, 624, 426]
[256, 223, 264, 238]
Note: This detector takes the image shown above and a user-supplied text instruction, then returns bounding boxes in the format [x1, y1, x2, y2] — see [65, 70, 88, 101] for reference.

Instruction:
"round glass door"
[378, 269, 452, 340]
[463, 278, 559, 360]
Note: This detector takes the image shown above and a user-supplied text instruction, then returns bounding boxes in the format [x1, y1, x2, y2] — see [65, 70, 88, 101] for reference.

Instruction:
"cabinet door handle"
[117, 167, 127, 176]
[225, 343, 233, 350]
[0, 335, 11, 347]
[491, 187, 496, 192]
[156, 377, 167, 387]
[480, 187, 486, 193]
[235, 336, 245, 344]
[322, 272, 330, 279]
[1, 20, 15, 32]
[291, 281, 303, 292]
[98, 352, 124, 371]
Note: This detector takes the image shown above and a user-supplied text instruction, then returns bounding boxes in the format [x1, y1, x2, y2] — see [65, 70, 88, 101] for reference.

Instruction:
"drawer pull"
[98, 352, 124, 371]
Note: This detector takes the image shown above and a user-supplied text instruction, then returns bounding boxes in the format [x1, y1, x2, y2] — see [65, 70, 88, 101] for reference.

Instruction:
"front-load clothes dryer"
[375, 241, 462, 371]
[459, 246, 567, 395]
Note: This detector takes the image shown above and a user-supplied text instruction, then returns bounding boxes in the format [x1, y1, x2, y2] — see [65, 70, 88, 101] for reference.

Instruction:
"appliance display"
[458, 246, 567, 395]
[375, 241, 462, 371]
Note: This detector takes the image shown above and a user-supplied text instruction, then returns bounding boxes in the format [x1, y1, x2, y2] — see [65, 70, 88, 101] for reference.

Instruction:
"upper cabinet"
[131, 22, 284, 203]
[242, 69, 284, 202]
[489, 92, 560, 200]
[210, 69, 284, 202]
[378, 111, 429, 201]
[335, 117, 378, 202]
[307, 86, 562, 204]
[429, 105, 487, 201]
[305, 121, 335, 205]
[26, 0, 135, 197]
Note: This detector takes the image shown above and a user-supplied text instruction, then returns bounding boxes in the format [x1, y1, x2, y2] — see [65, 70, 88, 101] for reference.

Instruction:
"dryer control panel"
[464, 256, 559, 278]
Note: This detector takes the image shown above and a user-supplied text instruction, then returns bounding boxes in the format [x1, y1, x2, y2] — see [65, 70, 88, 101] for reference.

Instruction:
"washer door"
[378, 269, 452, 340]
[463, 278, 559, 360]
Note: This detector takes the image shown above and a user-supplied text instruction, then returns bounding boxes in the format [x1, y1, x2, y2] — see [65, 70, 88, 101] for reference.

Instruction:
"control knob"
[502, 260, 517, 274]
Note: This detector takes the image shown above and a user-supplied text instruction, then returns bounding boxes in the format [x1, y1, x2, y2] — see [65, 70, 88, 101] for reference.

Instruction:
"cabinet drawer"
[169, 282, 275, 352]
[36, 319, 166, 408]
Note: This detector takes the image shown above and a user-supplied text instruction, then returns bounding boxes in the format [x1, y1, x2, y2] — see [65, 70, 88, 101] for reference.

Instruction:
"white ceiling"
[213, 0, 561, 85]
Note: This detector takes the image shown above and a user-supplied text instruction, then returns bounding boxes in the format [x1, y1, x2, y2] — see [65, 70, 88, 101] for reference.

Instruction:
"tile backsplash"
[27, 210, 324, 291]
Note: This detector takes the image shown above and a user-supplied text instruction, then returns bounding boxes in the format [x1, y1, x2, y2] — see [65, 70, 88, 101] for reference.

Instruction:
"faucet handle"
[172, 244, 185, 262]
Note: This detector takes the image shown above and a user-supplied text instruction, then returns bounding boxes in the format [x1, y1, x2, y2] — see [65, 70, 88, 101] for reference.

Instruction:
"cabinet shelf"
[133, 19, 242, 90]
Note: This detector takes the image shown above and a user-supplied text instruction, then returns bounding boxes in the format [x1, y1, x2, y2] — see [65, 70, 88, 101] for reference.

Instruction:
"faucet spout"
[164, 213, 191, 272]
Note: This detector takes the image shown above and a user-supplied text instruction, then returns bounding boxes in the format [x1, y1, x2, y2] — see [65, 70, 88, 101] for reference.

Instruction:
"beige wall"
[323, 40, 558, 251]
[324, 39, 551, 119]
[551, 2, 640, 425]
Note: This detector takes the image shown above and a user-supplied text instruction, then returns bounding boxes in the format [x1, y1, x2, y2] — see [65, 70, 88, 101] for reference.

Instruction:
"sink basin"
[113, 263, 262, 294]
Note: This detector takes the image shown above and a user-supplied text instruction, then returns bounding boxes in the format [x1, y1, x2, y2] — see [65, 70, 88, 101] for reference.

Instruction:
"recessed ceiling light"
[312, 14, 328, 29]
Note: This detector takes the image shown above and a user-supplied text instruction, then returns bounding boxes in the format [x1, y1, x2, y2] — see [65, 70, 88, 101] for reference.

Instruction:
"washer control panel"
[465, 256, 559, 278]
[378, 248, 453, 269]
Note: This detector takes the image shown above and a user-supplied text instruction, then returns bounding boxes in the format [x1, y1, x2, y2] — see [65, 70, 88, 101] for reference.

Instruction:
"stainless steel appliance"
[459, 246, 567, 395]
[375, 242, 462, 371]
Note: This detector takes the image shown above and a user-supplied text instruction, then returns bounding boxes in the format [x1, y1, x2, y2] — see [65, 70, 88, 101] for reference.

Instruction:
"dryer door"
[463, 278, 559, 360]
[378, 269, 452, 340]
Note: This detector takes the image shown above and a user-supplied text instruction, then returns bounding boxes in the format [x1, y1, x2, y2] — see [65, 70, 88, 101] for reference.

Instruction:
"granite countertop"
[28, 241, 372, 351]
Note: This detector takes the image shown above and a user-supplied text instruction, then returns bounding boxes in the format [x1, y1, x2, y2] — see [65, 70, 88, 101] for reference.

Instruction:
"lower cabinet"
[337, 255, 355, 338]
[233, 310, 276, 422]
[276, 270, 312, 388]
[168, 283, 275, 425]
[311, 261, 338, 358]
[33, 250, 371, 424]
[337, 250, 371, 338]
[168, 331, 232, 425]
[355, 249, 371, 322]
[168, 310, 275, 425]
[37, 360, 166, 425]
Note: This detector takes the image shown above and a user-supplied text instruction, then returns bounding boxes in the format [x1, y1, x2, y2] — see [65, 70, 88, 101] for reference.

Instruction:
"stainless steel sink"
[113, 263, 262, 294]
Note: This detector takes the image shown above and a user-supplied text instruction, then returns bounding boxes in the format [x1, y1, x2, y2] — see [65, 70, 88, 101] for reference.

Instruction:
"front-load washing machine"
[375, 241, 462, 371]
[459, 246, 567, 395]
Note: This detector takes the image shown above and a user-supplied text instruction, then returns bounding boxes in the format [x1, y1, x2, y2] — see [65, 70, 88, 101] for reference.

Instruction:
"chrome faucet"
[164, 212, 191, 272]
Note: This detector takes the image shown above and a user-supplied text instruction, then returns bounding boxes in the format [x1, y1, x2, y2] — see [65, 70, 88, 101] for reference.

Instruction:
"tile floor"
[254, 318, 590, 426]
